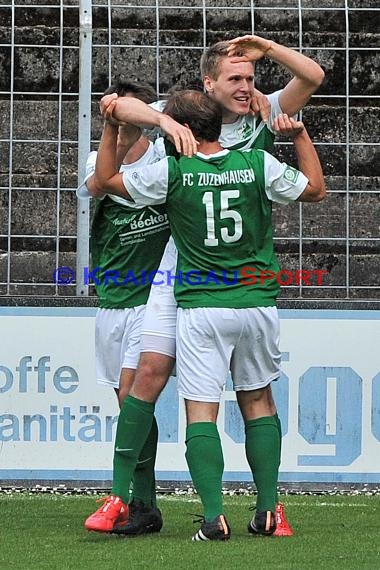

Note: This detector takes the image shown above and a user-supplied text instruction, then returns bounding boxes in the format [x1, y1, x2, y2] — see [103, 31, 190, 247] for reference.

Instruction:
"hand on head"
[159, 114, 199, 158]
[227, 35, 272, 63]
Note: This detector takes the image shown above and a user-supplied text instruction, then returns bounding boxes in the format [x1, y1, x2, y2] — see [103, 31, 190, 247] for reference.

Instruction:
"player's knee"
[250, 386, 271, 402]
[237, 385, 277, 419]
[131, 354, 173, 402]
[135, 358, 159, 384]
[136, 353, 174, 383]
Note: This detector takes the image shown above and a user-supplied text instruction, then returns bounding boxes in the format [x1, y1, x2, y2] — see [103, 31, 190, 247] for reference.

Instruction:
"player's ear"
[203, 76, 214, 94]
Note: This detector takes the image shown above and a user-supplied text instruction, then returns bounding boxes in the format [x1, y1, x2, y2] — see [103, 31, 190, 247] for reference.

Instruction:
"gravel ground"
[1, 483, 380, 496]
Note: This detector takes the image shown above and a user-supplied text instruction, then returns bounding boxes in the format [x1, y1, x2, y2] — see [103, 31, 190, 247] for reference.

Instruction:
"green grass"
[1, 493, 380, 570]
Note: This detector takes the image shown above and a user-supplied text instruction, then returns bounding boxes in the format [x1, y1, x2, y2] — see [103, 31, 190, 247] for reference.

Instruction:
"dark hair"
[163, 90, 223, 142]
[103, 79, 157, 104]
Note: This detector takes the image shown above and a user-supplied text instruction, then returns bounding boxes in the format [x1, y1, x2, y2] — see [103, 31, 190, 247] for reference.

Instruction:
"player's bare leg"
[118, 367, 136, 407]
[131, 351, 175, 403]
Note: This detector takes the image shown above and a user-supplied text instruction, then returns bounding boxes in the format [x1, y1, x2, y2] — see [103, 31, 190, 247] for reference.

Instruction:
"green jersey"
[90, 197, 170, 309]
[82, 141, 170, 309]
[124, 147, 308, 309]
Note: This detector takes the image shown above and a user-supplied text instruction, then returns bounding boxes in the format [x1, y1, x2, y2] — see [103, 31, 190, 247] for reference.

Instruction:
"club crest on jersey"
[237, 122, 254, 140]
[283, 166, 300, 184]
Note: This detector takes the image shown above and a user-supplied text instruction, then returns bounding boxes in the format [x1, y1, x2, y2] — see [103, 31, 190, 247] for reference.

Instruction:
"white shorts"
[95, 305, 146, 388]
[176, 306, 281, 402]
[140, 236, 178, 358]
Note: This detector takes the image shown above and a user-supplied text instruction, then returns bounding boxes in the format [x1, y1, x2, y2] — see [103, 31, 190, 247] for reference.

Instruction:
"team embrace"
[78, 34, 325, 541]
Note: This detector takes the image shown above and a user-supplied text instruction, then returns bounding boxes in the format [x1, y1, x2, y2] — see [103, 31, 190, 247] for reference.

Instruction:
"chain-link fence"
[0, 0, 379, 305]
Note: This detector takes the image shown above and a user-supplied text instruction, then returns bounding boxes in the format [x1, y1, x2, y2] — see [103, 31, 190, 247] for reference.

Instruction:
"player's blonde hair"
[200, 41, 230, 80]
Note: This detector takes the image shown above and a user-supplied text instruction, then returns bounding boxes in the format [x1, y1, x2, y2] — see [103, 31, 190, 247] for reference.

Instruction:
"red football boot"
[85, 495, 129, 532]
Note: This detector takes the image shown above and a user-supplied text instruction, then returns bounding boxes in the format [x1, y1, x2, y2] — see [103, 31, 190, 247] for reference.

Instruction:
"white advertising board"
[0, 308, 379, 484]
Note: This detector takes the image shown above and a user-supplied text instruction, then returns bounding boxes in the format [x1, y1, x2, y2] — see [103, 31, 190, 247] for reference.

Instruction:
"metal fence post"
[76, 0, 92, 296]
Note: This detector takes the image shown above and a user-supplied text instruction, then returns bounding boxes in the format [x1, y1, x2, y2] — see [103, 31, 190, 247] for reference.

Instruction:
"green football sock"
[245, 415, 280, 513]
[185, 422, 224, 522]
[131, 416, 158, 508]
[274, 412, 282, 504]
[112, 395, 154, 504]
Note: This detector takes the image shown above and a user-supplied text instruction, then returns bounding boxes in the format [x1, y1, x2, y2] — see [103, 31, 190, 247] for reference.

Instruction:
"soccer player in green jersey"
[78, 80, 171, 406]
[77, 80, 176, 535]
[84, 89, 325, 540]
[95, 33, 324, 537]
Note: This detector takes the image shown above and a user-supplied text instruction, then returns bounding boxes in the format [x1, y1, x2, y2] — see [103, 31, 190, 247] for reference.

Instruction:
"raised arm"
[115, 123, 142, 167]
[86, 120, 131, 200]
[86, 118, 169, 207]
[271, 114, 326, 202]
[101, 93, 198, 157]
[227, 35, 325, 116]
[100, 93, 161, 128]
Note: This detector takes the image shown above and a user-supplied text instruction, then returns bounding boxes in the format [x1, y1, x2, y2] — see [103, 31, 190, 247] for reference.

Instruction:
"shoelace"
[95, 496, 118, 512]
